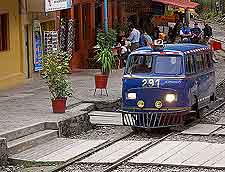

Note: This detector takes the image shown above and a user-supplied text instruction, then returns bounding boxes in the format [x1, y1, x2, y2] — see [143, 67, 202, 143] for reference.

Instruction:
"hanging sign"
[44, 31, 59, 53]
[33, 20, 43, 72]
[45, 0, 72, 12]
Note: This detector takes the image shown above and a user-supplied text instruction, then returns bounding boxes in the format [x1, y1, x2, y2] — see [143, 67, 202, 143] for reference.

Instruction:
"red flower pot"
[52, 98, 67, 113]
[95, 74, 108, 89]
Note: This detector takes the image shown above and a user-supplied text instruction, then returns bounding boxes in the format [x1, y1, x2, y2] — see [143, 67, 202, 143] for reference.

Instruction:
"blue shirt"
[140, 34, 145, 47]
[140, 33, 153, 47]
[128, 28, 140, 43]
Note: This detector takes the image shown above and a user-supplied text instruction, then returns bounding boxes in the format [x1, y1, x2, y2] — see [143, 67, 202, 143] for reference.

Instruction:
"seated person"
[120, 41, 128, 66]
[131, 63, 151, 74]
[180, 23, 192, 43]
[191, 23, 202, 43]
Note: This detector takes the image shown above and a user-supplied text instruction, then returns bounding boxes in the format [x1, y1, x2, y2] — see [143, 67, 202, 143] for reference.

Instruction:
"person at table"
[127, 24, 140, 51]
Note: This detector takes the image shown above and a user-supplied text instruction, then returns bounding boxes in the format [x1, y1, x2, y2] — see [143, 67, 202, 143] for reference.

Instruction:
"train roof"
[132, 44, 210, 55]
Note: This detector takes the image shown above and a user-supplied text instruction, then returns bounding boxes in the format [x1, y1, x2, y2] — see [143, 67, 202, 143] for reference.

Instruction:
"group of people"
[168, 21, 213, 44]
[116, 21, 213, 67]
[116, 24, 153, 64]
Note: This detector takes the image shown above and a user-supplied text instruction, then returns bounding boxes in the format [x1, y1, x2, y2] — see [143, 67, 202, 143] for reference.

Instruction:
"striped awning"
[152, 0, 199, 9]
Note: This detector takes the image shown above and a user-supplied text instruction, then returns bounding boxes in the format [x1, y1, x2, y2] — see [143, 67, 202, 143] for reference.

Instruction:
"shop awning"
[152, 0, 199, 9]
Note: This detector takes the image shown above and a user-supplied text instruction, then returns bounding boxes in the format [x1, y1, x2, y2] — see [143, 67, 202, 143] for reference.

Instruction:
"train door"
[205, 51, 216, 100]
[23, 25, 30, 78]
[186, 54, 197, 106]
[195, 51, 210, 108]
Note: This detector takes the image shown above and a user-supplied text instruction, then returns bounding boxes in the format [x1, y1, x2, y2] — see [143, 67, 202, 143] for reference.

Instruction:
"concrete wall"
[0, 0, 25, 90]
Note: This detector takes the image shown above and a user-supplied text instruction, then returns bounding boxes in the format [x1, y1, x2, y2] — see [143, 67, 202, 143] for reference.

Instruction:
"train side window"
[201, 53, 207, 70]
[195, 53, 204, 72]
[186, 54, 195, 74]
[203, 53, 208, 69]
[206, 52, 213, 68]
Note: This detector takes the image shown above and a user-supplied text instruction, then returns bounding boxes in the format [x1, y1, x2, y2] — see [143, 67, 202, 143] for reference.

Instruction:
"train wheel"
[210, 93, 216, 102]
[131, 127, 145, 133]
[192, 97, 201, 119]
[172, 124, 184, 132]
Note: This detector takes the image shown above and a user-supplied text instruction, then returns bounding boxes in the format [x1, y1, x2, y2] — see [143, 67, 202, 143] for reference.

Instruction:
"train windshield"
[126, 54, 182, 75]
[154, 55, 182, 75]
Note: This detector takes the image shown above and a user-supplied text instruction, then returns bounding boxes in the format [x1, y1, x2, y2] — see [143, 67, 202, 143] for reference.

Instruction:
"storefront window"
[0, 13, 9, 51]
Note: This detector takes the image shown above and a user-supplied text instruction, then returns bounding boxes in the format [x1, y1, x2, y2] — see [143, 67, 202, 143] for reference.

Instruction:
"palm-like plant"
[95, 29, 117, 74]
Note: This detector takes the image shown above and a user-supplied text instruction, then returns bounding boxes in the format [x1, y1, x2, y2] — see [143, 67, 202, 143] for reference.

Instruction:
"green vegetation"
[95, 29, 117, 74]
[42, 51, 73, 100]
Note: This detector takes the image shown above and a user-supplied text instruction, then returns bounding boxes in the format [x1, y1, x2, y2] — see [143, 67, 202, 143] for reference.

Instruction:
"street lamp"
[104, 0, 108, 32]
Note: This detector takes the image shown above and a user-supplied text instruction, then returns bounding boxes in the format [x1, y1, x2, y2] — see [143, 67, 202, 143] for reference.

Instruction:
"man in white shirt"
[127, 24, 140, 51]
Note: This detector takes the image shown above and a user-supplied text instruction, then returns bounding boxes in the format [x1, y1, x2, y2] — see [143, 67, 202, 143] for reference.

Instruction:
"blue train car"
[122, 43, 215, 130]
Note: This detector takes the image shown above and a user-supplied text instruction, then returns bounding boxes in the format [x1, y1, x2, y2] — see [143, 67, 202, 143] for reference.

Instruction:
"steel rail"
[101, 132, 176, 172]
[51, 78, 225, 172]
[49, 131, 133, 172]
[101, 100, 225, 172]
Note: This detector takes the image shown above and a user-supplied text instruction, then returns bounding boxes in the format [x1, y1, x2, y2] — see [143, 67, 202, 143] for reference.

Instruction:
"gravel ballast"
[114, 164, 225, 172]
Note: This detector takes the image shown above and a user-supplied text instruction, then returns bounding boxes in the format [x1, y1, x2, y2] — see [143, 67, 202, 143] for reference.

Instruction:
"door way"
[24, 25, 30, 78]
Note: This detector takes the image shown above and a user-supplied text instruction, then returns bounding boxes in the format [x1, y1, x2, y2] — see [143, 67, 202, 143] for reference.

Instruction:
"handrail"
[211, 37, 225, 44]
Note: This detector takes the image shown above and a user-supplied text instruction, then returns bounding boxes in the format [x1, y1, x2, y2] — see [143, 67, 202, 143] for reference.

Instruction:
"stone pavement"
[81, 140, 150, 163]
[129, 140, 225, 168]
[0, 69, 123, 134]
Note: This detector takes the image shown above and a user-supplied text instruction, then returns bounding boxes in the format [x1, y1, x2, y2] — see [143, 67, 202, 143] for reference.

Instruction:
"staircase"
[0, 122, 107, 163]
[0, 122, 58, 157]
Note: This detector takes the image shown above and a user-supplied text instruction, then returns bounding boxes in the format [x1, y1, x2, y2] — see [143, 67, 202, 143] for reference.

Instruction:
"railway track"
[50, 75, 225, 172]
[49, 97, 225, 172]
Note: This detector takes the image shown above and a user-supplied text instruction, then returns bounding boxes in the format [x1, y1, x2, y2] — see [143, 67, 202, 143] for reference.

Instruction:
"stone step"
[89, 111, 122, 125]
[8, 130, 58, 155]
[89, 111, 122, 117]
[0, 122, 57, 142]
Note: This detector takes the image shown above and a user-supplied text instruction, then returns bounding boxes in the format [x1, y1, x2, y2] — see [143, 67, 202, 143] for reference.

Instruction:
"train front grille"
[122, 111, 186, 128]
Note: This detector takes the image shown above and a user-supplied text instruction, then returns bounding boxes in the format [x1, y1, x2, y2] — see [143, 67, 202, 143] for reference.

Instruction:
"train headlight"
[127, 93, 136, 100]
[137, 100, 145, 108]
[155, 101, 163, 109]
[165, 94, 176, 103]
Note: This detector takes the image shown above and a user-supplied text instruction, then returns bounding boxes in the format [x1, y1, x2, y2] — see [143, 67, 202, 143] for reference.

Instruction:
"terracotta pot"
[52, 98, 67, 113]
[95, 74, 108, 89]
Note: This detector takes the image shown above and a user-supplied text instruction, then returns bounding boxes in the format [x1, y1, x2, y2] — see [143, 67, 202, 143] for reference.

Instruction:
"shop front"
[151, 0, 199, 25]
[60, 0, 121, 70]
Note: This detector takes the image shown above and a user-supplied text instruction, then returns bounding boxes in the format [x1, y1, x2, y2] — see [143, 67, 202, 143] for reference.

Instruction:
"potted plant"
[42, 51, 72, 113]
[95, 29, 117, 90]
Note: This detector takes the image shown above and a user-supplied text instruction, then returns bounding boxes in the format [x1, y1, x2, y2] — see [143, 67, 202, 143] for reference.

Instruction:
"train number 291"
[142, 79, 160, 88]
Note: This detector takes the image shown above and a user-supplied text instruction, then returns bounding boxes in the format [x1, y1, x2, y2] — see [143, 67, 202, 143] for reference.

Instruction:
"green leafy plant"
[42, 51, 73, 100]
[96, 29, 117, 74]
[96, 29, 117, 50]
[96, 48, 115, 74]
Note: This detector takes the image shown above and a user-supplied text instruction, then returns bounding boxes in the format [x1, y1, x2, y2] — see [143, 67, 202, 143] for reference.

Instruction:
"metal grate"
[122, 111, 187, 128]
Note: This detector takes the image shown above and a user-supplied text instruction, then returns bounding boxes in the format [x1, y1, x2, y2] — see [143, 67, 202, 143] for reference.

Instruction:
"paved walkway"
[0, 69, 122, 134]
[130, 140, 225, 168]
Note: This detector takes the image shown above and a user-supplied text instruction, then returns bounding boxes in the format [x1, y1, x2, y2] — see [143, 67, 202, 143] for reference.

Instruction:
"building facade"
[64, 0, 122, 70]
[0, 0, 25, 89]
[0, 0, 58, 89]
